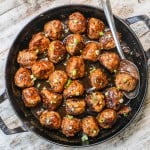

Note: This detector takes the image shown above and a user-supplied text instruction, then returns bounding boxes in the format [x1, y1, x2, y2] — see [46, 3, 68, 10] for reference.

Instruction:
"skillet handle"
[0, 91, 28, 135]
[124, 15, 150, 62]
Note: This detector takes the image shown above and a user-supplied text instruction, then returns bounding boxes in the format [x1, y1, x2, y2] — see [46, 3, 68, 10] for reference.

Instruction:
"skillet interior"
[5, 5, 148, 146]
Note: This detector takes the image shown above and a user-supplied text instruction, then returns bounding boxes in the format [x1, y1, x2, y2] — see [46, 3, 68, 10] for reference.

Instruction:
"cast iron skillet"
[0, 5, 150, 147]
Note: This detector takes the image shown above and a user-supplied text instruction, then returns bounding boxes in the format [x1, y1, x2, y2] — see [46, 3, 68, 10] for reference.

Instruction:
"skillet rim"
[5, 4, 148, 147]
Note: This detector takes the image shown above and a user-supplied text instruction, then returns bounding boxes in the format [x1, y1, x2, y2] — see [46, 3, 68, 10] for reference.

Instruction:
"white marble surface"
[0, 0, 150, 150]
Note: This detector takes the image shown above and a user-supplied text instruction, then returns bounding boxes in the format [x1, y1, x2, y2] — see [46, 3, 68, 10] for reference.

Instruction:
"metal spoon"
[101, 0, 140, 99]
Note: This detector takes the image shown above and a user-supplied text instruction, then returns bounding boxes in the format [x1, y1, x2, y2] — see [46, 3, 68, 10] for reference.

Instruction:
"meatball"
[115, 73, 137, 92]
[82, 116, 100, 137]
[97, 109, 117, 129]
[61, 116, 81, 137]
[44, 20, 63, 40]
[48, 40, 66, 63]
[22, 87, 41, 107]
[17, 49, 38, 69]
[14, 67, 34, 88]
[99, 30, 121, 50]
[65, 34, 84, 55]
[90, 69, 108, 90]
[104, 87, 123, 110]
[49, 70, 68, 93]
[87, 17, 105, 40]
[41, 89, 62, 110]
[65, 98, 86, 115]
[63, 80, 84, 98]
[118, 105, 131, 116]
[66, 56, 85, 79]
[99, 52, 120, 72]
[68, 12, 86, 34]
[86, 92, 105, 112]
[29, 32, 50, 53]
[81, 42, 101, 62]
[40, 110, 61, 129]
[31, 60, 54, 79]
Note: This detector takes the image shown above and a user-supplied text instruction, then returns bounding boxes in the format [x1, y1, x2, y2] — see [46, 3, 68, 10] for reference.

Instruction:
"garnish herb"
[99, 31, 104, 36]
[65, 78, 72, 88]
[81, 134, 88, 142]
[66, 115, 74, 119]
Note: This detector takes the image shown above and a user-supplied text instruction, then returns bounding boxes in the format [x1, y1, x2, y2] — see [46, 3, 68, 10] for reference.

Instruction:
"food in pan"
[14, 11, 138, 139]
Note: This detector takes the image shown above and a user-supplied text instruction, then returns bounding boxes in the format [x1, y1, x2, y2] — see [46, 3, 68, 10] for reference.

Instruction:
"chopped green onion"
[81, 134, 88, 142]
[123, 113, 128, 117]
[80, 50, 82, 53]
[105, 91, 108, 96]
[36, 49, 39, 54]
[37, 83, 41, 88]
[66, 115, 74, 119]
[72, 69, 77, 76]
[74, 38, 78, 45]
[123, 78, 128, 83]
[113, 70, 117, 73]
[65, 78, 72, 88]
[99, 31, 104, 36]
[49, 46, 54, 51]
[90, 67, 96, 73]
[76, 91, 80, 96]
[46, 117, 51, 124]
[31, 74, 37, 81]
[95, 50, 99, 56]
[73, 19, 78, 24]
[45, 33, 49, 37]
[93, 130, 97, 134]
[99, 118, 105, 123]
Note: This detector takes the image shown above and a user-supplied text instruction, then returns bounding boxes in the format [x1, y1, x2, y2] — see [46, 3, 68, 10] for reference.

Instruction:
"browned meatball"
[87, 17, 105, 40]
[22, 87, 41, 107]
[65, 98, 86, 115]
[118, 105, 131, 116]
[48, 40, 66, 63]
[61, 116, 81, 137]
[49, 70, 68, 93]
[68, 12, 86, 34]
[115, 73, 137, 92]
[65, 34, 84, 55]
[40, 110, 61, 129]
[44, 20, 63, 40]
[66, 56, 85, 79]
[99, 52, 120, 72]
[82, 116, 99, 137]
[86, 92, 105, 112]
[99, 30, 121, 50]
[90, 69, 108, 90]
[104, 87, 123, 110]
[63, 80, 84, 98]
[17, 49, 38, 69]
[31, 60, 54, 79]
[41, 89, 62, 110]
[14, 67, 34, 88]
[29, 32, 50, 53]
[81, 42, 101, 62]
[97, 109, 117, 129]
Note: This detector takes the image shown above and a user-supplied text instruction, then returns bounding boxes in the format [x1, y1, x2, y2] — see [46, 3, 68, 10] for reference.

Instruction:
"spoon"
[101, 0, 140, 99]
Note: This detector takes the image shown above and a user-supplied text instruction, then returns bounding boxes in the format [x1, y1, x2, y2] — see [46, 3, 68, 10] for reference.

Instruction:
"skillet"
[0, 5, 150, 147]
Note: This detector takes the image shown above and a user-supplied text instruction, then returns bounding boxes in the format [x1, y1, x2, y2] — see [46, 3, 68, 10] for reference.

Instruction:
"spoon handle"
[101, 0, 125, 59]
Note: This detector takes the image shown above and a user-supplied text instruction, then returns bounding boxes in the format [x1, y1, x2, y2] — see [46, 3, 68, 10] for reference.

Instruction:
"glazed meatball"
[82, 116, 100, 137]
[14, 67, 34, 88]
[86, 92, 105, 112]
[31, 60, 54, 79]
[97, 109, 117, 129]
[65, 98, 86, 115]
[61, 116, 81, 137]
[17, 49, 38, 69]
[66, 56, 85, 79]
[118, 105, 131, 116]
[65, 34, 84, 55]
[68, 12, 86, 33]
[90, 69, 108, 90]
[63, 80, 84, 98]
[29, 32, 50, 53]
[44, 20, 63, 40]
[41, 89, 62, 110]
[48, 40, 66, 63]
[99, 30, 121, 50]
[104, 87, 123, 110]
[99, 52, 120, 72]
[22, 87, 41, 107]
[40, 110, 61, 129]
[81, 42, 101, 62]
[115, 73, 137, 92]
[49, 70, 68, 93]
[87, 17, 105, 40]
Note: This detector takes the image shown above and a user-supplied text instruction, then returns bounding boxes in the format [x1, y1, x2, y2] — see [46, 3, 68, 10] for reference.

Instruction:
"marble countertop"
[0, 0, 150, 150]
